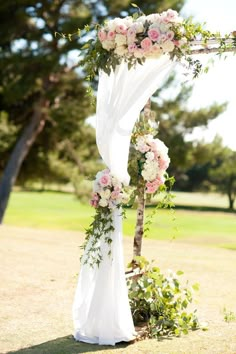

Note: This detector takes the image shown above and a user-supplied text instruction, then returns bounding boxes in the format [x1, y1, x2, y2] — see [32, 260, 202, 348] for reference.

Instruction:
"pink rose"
[107, 31, 116, 40]
[127, 27, 136, 37]
[173, 39, 180, 47]
[115, 24, 127, 35]
[99, 174, 111, 187]
[111, 190, 120, 200]
[114, 186, 121, 192]
[90, 193, 99, 207]
[159, 156, 170, 170]
[148, 29, 161, 42]
[128, 43, 137, 53]
[156, 175, 165, 186]
[166, 30, 174, 40]
[141, 37, 152, 51]
[146, 175, 165, 193]
[146, 180, 159, 194]
[166, 9, 178, 22]
[92, 193, 99, 201]
[98, 30, 107, 42]
[160, 34, 167, 43]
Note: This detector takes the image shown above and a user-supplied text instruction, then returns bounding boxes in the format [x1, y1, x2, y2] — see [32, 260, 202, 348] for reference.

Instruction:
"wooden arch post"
[133, 98, 151, 258]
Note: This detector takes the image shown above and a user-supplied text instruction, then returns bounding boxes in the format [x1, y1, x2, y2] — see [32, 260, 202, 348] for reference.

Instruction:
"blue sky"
[181, 0, 236, 150]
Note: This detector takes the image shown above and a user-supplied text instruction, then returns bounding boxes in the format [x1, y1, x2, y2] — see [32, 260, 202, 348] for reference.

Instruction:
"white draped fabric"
[73, 56, 174, 345]
[73, 209, 135, 345]
[96, 55, 174, 185]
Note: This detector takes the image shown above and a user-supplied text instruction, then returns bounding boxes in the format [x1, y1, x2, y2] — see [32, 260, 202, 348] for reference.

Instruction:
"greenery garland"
[57, 5, 236, 89]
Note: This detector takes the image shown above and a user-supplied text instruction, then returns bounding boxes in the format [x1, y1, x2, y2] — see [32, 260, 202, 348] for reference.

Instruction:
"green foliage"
[127, 256, 200, 337]
[149, 78, 227, 190]
[81, 207, 114, 267]
[144, 176, 175, 237]
[0, 0, 96, 188]
[223, 307, 236, 323]
[0, 112, 19, 171]
[209, 148, 236, 210]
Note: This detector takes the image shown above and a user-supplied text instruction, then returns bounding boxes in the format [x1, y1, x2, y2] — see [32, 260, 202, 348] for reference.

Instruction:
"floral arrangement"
[98, 9, 187, 61]
[135, 134, 170, 194]
[90, 169, 128, 209]
[81, 169, 128, 267]
[71, 7, 235, 89]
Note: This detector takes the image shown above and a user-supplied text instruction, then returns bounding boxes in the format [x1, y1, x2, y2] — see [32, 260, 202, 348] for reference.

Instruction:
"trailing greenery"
[81, 206, 114, 267]
[127, 256, 200, 337]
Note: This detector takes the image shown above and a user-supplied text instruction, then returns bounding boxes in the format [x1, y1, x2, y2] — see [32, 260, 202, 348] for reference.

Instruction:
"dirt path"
[0, 225, 236, 354]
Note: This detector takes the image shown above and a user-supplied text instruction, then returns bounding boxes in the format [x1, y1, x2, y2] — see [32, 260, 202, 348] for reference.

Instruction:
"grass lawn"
[4, 190, 236, 249]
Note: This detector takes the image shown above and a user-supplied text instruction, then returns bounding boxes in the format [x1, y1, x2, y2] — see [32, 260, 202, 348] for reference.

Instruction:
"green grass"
[4, 191, 236, 249]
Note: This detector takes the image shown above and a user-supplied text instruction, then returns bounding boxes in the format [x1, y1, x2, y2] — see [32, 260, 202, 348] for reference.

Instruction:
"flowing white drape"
[73, 209, 135, 345]
[73, 56, 174, 345]
[96, 55, 175, 185]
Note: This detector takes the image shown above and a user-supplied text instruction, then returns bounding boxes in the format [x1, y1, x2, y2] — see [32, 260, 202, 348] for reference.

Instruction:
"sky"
[180, 0, 236, 150]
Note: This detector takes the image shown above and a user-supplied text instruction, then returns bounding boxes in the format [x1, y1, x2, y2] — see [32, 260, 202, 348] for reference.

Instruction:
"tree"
[209, 147, 236, 210]
[151, 77, 226, 189]
[0, 0, 187, 223]
[0, 0, 94, 222]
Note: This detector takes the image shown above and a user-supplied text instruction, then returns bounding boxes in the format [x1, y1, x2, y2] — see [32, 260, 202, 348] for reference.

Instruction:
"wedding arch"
[71, 8, 236, 345]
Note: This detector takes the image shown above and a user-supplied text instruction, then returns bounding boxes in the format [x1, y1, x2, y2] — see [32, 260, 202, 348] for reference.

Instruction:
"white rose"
[100, 189, 111, 200]
[145, 134, 154, 144]
[133, 49, 144, 58]
[115, 34, 127, 46]
[123, 16, 133, 27]
[135, 22, 144, 33]
[149, 23, 160, 30]
[142, 160, 159, 181]
[114, 45, 128, 56]
[159, 22, 171, 32]
[137, 16, 146, 24]
[161, 40, 175, 53]
[146, 14, 161, 23]
[154, 138, 169, 155]
[99, 198, 108, 207]
[102, 40, 116, 51]
[146, 152, 155, 161]
[107, 18, 123, 31]
[112, 176, 121, 188]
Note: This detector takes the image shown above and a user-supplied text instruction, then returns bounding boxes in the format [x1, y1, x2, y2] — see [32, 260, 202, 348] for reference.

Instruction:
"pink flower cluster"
[90, 169, 128, 209]
[98, 9, 187, 60]
[135, 135, 170, 194]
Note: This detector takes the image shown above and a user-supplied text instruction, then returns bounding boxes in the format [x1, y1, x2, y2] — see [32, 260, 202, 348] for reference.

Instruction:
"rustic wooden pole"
[133, 99, 151, 258]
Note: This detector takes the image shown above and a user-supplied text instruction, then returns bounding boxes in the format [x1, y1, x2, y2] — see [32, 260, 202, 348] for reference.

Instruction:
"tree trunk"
[227, 177, 235, 211]
[133, 99, 151, 258]
[229, 198, 234, 210]
[0, 98, 49, 223]
[133, 183, 146, 257]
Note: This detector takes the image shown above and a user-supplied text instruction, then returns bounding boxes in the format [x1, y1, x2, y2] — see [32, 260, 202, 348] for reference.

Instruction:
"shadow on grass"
[7, 335, 130, 354]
